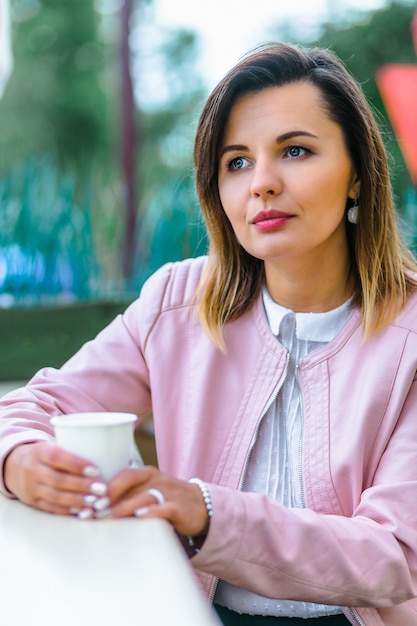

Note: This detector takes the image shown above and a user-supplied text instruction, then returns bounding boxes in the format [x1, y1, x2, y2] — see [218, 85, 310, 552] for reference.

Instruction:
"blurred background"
[0, 0, 416, 380]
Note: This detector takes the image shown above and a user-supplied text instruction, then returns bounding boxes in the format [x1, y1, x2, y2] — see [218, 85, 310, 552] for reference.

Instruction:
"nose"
[250, 159, 282, 198]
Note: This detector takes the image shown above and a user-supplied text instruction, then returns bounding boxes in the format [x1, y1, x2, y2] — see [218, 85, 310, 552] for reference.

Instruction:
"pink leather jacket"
[1, 257, 417, 626]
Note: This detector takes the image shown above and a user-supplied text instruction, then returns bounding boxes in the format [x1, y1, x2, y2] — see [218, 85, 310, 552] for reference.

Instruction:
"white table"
[0, 494, 221, 626]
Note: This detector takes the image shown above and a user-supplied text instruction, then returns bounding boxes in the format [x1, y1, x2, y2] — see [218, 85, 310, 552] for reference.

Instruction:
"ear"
[348, 174, 361, 201]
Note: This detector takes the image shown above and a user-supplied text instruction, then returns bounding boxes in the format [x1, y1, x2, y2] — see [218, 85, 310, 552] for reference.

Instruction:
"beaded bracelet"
[182, 477, 213, 557]
[189, 477, 213, 520]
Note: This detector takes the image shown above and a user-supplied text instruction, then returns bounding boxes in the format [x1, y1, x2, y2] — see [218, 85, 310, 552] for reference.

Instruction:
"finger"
[40, 464, 105, 497]
[4, 442, 103, 514]
[105, 482, 204, 536]
[39, 442, 101, 478]
[35, 498, 76, 516]
[34, 479, 100, 511]
[34, 498, 95, 519]
[133, 502, 179, 522]
[93, 485, 156, 518]
[36, 444, 108, 503]
[28, 450, 108, 514]
[107, 466, 159, 501]
[111, 495, 178, 521]
[95, 478, 173, 518]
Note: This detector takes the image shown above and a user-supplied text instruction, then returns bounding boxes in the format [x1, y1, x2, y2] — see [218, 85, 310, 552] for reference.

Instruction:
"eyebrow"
[220, 130, 319, 158]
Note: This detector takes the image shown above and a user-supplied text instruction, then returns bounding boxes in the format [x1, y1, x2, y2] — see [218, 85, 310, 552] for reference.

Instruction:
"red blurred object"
[376, 64, 417, 183]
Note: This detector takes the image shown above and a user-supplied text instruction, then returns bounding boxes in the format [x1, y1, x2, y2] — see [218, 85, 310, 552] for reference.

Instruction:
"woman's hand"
[98, 466, 210, 538]
[4, 445, 210, 537]
[4, 441, 107, 517]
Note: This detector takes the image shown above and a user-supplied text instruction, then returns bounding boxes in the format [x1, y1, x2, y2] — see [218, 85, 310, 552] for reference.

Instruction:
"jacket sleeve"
[192, 380, 417, 609]
[0, 262, 175, 496]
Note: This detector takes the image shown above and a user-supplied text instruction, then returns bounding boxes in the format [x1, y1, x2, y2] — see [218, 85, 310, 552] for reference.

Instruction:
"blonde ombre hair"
[194, 42, 417, 350]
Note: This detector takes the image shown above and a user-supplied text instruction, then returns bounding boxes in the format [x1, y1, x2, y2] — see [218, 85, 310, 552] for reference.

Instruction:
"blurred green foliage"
[0, 0, 118, 300]
[0, 0, 109, 166]
[133, 24, 208, 287]
[0, 0, 207, 300]
[0, 156, 98, 302]
[1, 1, 415, 305]
[135, 175, 207, 282]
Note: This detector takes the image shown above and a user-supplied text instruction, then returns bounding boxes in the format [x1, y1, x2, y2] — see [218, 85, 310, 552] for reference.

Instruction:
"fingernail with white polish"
[93, 497, 111, 511]
[95, 508, 112, 519]
[83, 494, 97, 505]
[82, 465, 100, 478]
[90, 482, 107, 496]
[134, 507, 150, 518]
[77, 508, 94, 521]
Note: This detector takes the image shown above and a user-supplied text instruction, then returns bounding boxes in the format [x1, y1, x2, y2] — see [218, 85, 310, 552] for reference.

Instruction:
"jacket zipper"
[296, 366, 366, 626]
[295, 365, 305, 506]
[209, 352, 290, 605]
[210, 359, 368, 625]
[239, 352, 290, 492]
[347, 608, 365, 625]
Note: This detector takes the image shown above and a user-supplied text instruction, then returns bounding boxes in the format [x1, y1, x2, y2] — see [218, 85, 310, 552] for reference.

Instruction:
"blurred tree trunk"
[0, 0, 13, 98]
[121, 0, 137, 280]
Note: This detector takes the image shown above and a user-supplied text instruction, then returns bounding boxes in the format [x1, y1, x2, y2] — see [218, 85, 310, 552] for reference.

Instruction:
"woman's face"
[218, 82, 359, 279]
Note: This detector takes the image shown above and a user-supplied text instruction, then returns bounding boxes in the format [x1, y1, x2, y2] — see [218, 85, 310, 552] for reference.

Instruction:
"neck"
[264, 258, 353, 313]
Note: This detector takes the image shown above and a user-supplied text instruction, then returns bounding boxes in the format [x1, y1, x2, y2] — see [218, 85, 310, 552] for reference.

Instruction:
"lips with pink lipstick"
[252, 209, 294, 232]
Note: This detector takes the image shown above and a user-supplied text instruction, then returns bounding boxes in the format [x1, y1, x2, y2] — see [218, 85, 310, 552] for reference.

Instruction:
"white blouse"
[214, 288, 352, 617]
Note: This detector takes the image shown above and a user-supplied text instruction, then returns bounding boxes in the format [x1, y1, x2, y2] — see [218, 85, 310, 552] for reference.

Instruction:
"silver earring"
[347, 197, 359, 224]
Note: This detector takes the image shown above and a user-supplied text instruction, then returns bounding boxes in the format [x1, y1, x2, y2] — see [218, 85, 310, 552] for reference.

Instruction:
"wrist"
[189, 477, 213, 529]
[3, 445, 25, 496]
[3, 441, 40, 497]
[181, 478, 213, 558]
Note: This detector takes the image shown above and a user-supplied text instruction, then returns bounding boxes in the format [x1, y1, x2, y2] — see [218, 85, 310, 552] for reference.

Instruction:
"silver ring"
[146, 488, 165, 505]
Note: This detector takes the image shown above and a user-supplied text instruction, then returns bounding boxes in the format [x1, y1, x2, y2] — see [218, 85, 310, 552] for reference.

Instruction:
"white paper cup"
[51, 412, 137, 481]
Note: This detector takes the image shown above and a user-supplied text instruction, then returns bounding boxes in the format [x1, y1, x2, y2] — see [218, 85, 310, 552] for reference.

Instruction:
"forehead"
[223, 82, 335, 139]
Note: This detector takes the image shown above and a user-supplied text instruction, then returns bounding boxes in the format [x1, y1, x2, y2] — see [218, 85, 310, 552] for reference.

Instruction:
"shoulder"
[390, 287, 417, 335]
[121, 257, 207, 341]
[139, 256, 207, 311]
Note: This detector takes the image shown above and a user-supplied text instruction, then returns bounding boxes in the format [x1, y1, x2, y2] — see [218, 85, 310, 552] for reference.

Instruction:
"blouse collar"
[262, 287, 353, 342]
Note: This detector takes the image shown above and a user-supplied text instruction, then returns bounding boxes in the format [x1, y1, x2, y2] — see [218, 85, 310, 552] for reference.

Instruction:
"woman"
[1, 43, 417, 625]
